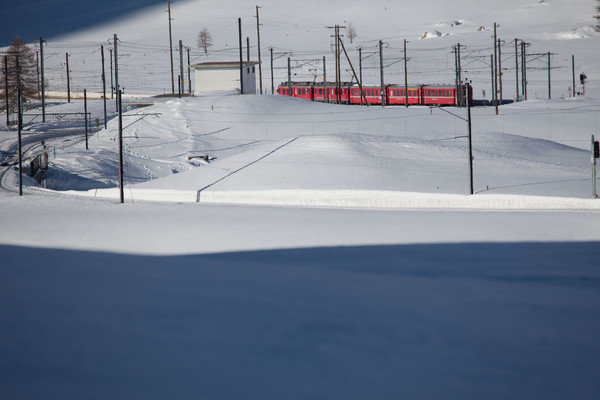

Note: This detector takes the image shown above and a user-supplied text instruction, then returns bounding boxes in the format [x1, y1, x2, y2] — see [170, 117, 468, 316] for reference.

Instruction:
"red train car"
[420, 84, 458, 106]
[277, 82, 472, 107]
[385, 85, 423, 106]
[277, 82, 352, 104]
[349, 86, 384, 105]
[323, 83, 352, 104]
[277, 82, 315, 101]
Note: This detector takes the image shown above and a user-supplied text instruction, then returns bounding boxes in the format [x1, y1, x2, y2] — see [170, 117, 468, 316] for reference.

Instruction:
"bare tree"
[595, 0, 600, 28]
[197, 28, 213, 53]
[346, 22, 358, 44]
[1, 36, 38, 113]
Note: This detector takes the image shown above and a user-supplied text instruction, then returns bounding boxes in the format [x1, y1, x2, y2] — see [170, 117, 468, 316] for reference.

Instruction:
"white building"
[190, 61, 259, 95]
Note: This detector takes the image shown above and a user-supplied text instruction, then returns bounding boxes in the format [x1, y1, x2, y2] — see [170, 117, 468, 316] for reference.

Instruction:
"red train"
[277, 81, 472, 106]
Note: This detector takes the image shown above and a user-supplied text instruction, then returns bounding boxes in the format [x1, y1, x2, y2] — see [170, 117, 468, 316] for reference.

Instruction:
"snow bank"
[199, 189, 600, 210]
[53, 186, 600, 210]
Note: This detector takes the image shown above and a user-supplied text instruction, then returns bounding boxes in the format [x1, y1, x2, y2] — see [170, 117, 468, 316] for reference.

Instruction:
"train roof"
[278, 81, 354, 87]
[278, 82, 460, 89]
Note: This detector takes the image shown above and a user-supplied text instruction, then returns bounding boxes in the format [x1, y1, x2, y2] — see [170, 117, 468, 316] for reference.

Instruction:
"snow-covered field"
[1, 1, 600, 399]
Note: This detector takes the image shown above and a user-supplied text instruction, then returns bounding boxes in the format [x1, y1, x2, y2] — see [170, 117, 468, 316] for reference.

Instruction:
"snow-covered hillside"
[1, 1, 600, 399]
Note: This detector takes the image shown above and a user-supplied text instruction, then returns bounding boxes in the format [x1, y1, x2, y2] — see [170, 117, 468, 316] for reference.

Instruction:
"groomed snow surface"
[1, 0, 600, 399]
[2, 92, 600, 400]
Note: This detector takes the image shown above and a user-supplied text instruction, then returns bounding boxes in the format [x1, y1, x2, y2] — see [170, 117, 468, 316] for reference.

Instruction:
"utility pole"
[379, 40, 384, 106]
[339, 37, 367, 106]
[493, 23, 498, 115]
[521, 41, 529, 100]
[36, 49, 40, 98]
[114, 34, 119, 111]
[4, 56, 9, 125]
[593, 135, 598, 198]
[454, 45, 459, 106]
[404, 39, 408, 108]
[238, 18, 244, 95]
[287, 57, 291, 85]
[65, 52, 70, 103]
[326, 25, 344, 104]
[357, 46, 362, 87]
[84, 89, 88, 150]
[101, 45, 107, 128]
[109, 47, 114, 99]
[547, 51, 551, 100]
[357, 47, 363, 105]
[467, 81, 473, 195]
[186, 46, 191, 94]
[40, 37, 46, 122]
[490, 54, 494, 107]
[454, 43, 464, 107]
[334, 25, 341, 103]
[498, 38, 503, 104]
[179, 39, 184, 96]
[572, 55, 576, 97]
[269, 46, 274, 94]
[323, 56, 328, 102]
[246, 37, 250, 62]
[256, 6, 263, 94]
[118, 89, 124, 204]
[514, 39, 519, 101]
[168, 1, 174, 94]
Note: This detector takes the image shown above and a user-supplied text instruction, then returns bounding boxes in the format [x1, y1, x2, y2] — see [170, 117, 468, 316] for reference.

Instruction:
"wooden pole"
[40, 37, 46, 122]
[168, 2, 174, 94]
[404, 39, 408, 108]
[256, 6, 263, 94]
[118, 89, 124, 204]
[493, 23, 498, 114]
[239, 18, 244, 95]
[66, 52, 70, 103]
[101, 45, 107, 128]
[84, 89, 88, 150]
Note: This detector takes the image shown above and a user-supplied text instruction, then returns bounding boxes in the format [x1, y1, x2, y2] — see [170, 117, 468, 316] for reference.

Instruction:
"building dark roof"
[190, 61, 259, 70]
